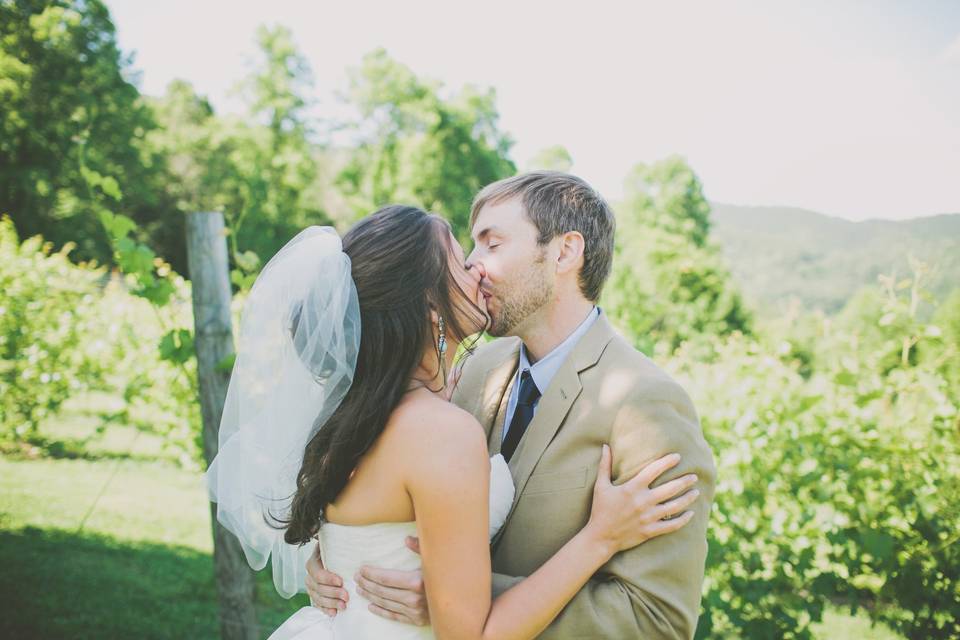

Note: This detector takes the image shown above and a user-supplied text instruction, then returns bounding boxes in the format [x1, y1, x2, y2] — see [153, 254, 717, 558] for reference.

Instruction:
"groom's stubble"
[486, 244, 554, 338]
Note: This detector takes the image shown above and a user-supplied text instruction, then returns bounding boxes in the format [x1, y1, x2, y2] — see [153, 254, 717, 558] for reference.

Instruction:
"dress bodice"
[269, 454, 516, 640]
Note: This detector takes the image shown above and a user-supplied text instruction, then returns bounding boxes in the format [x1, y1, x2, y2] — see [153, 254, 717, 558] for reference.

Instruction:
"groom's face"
[466, 197, 554, 337]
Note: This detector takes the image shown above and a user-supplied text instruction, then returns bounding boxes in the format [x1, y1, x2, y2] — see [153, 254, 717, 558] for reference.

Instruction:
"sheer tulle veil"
[205, 226, 361, 598]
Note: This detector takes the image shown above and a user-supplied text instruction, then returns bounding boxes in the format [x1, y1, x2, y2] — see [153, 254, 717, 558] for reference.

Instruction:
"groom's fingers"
[305, 572, 349, 611]
[355, 574, 427, 611]
[357, 565, 424, 594]
[358, 583, 430, 626]
[305, 547, 349, 611]
[404, 536, 421, 555]
[306, 581, 345, 615]
[359, 587, 406, 615]
[305, 585, 347, 612]
[307, 593, 339, 618]
[354, 567, 430, 625]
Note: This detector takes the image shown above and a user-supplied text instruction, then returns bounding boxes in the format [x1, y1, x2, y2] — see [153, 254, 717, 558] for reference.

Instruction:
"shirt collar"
[517, 306, 600, 395]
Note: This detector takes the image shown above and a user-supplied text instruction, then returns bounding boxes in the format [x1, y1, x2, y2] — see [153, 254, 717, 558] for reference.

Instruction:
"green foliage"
[91, 181, 204, 464]
[604, 157, 752, 354]
[146, 27, 328, 281]
[0, 216, 111, 438]
[0, 0, 179, 268]
[623, 156, 712, 247]
[921, 287, 960, 401]
[337, 49, 516, 243]
[222, 25, 327, 262]
[668, 273, 960, 639]
[2, 2, 955, 633]
[36, 24, 338, 468]
[242, 25, 312, 141]
[0, 214, 202, 464]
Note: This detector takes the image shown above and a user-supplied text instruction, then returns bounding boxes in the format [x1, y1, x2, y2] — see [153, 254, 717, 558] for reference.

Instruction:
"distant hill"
[708, 203, 960, 316]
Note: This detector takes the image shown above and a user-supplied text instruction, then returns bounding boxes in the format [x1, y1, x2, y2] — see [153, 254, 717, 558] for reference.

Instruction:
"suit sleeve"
[509, 381, 716, 639]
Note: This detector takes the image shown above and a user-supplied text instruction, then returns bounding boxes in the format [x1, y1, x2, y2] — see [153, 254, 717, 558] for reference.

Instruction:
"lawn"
[0, 416, 904, 639]
[0, 408, 308, 639]
[0, 454, 306, 639]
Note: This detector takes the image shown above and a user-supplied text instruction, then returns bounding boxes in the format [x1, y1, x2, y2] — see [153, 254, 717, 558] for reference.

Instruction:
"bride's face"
[445, 230, 490, 337]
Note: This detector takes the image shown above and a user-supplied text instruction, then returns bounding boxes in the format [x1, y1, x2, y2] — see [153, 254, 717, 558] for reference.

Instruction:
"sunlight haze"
[107, 0, 960, 221]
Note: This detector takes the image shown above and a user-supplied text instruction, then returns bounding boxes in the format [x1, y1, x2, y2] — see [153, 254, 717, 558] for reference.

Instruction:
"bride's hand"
[584, 445, 698, 559]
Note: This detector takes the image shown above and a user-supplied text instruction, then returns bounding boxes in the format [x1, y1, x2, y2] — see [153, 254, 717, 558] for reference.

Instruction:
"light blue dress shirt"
[501, 306, 600, 442]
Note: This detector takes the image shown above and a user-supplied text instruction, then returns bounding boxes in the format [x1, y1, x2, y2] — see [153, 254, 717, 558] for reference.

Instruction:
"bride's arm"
[405, 411, 696, 640]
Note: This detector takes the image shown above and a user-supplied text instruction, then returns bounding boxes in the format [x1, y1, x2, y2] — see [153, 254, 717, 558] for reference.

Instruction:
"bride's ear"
[429, 308, 440, 326]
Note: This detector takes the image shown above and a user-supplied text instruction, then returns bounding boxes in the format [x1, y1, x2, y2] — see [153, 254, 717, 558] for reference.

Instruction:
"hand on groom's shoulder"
[570, 336, 715, 640]
[449, 325, 716, 638]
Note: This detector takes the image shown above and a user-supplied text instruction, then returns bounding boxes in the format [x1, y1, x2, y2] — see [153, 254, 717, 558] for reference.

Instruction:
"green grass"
[0, 415, 906, 639]
[0, 527, 226, 639]
[0, 439, 307, 638]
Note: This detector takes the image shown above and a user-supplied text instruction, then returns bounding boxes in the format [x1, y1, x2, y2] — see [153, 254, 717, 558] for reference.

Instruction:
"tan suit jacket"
[450, 313, 716, 639]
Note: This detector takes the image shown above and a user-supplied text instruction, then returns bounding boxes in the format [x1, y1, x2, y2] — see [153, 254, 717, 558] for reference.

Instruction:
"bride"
[206, 205, 698, 639]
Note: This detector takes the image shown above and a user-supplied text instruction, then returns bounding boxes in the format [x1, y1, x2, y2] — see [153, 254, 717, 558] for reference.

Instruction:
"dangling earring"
[438, 315, 447, 356]
[437, 315, 447, 390]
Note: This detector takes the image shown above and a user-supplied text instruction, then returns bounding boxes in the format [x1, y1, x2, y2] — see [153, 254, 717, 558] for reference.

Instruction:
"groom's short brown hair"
[470, 171, 616, 302]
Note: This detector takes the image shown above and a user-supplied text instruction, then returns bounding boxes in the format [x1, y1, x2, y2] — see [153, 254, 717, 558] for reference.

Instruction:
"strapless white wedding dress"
[268, 454, 516, 639]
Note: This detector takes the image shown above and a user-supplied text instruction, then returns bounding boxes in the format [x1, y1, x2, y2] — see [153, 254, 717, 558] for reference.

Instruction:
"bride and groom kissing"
[206, 171, 717, 639]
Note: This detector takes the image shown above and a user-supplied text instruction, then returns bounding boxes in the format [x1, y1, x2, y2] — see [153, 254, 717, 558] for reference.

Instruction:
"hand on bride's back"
[305, 545, 349, 616]
[584, 445, 698, 558]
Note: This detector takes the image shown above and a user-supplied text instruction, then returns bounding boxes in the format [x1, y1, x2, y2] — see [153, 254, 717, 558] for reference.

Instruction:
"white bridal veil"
[205, 226, 361, 598]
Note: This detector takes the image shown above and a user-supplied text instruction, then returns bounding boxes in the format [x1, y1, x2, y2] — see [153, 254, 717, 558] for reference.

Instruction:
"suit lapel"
[477, 342, 521, 450]
[493, 313, 618, 546]
[506, 364, 582, 495]
[488, 376, 515, 456]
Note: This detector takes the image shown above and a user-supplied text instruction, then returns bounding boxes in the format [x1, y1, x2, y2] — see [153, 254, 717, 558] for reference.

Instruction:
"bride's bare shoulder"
[386, 393, 488, 475]
[389, 392, 485, 442]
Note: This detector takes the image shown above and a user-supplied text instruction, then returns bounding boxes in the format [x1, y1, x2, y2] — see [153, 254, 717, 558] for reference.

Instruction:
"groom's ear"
[555, 231, 586, 274]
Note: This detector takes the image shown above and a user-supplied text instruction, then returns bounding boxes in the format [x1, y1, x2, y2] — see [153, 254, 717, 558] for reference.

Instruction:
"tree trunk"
[185, 211, 259, 640]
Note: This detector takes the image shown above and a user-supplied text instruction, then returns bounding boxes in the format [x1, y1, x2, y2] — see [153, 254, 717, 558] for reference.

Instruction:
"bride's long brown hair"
[280, 205, 485, 545]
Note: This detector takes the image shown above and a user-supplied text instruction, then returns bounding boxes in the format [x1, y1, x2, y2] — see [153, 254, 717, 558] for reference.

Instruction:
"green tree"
[0, 0, 176, 267]
[228, 25, 326, 257]
[604, 157, 752, 354]
[623, 156, 712, 247]
[337, 49, 515, 243]
[147, 26, 329, 283]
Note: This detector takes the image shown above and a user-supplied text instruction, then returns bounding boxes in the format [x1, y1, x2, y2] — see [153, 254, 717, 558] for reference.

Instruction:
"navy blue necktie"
[501, 370, 541, 462]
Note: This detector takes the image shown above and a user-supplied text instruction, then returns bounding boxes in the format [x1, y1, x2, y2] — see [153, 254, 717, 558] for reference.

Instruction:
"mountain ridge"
[707, 203, 960, 316]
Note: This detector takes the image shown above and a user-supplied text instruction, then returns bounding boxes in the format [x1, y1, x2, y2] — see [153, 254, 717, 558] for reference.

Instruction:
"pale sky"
[107, 0, 960, 221]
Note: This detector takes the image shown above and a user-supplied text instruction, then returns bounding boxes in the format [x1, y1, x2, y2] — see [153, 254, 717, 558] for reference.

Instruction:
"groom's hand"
[355, 536, 430, 626]
[305, 542, 349, 616]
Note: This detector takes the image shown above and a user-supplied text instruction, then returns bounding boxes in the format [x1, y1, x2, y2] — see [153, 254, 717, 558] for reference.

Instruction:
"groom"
[306, 171, 716, 638]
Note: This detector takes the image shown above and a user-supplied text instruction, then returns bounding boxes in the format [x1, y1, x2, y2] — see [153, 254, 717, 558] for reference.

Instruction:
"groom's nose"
[466, 256, 486, 279]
